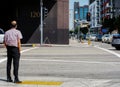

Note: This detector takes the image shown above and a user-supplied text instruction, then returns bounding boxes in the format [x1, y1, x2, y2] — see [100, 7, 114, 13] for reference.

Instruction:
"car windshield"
[91, 34, 96, 36]
[104, 34, 109, 37]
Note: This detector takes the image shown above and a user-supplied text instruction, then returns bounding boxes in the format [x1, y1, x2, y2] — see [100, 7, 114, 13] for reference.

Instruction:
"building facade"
[101, 0, 113, 19]
[89, 0, 101, 29]
[0, 0, 69, 44]
[74, 2, 89, 29]
[112, 0, 120, 17]
[89, 0, 120, 24]
[74, 2, 80, 21]
[89, 0, 120, 34]
[79, 5, 89, 20]
[74, 2, 80, 29]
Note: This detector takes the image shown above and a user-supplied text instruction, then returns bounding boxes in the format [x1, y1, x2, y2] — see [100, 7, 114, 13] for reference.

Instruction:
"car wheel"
[115, 47, 120, 50]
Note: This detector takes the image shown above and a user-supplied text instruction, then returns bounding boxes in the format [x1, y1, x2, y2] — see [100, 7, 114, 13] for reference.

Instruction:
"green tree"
[102, 18, 110, 28]
[114, 16, 120, 33]
[74, 25, 89, 34]
[102, 17, 117, 33]
[80, 27, 88, 34]
[69, 30, 74, 34]
[74, 26, 79, 34]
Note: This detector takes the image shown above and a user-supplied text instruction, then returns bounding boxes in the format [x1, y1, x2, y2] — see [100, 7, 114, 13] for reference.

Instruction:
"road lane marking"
[94, 45, 120, 58]
[0, 58, 7, 63]
[21, 58, 120, 65]
[0, 47, 38, 64]
[18, 80, 63, 85]
[21, 47, 38, 53]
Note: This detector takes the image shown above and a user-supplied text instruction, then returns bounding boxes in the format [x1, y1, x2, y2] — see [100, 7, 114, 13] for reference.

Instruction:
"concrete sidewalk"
[0, 38, 90, 48]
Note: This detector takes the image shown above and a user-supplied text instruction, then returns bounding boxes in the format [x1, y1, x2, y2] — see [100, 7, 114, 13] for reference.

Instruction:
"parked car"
[95, 34, 103, 41]
[86, 34, 97, 41]
[106, 34, 117, 44]
[101, 34, 110, 43]
[111, 34, 120, 50]
[0, 28, 4, 43]
[86, 34, 90, 40]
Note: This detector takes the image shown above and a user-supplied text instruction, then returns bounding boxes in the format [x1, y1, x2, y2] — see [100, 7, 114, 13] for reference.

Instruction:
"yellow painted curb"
[88, 39, 91, 45]
[32, 44, 36, 47]
[18, 80, 63, 86]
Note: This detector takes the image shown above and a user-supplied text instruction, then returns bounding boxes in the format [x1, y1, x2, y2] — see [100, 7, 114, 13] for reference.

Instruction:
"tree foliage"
[74, 26, 88, 34]
[69, 30, 74, 34]
[102, 16, 120, 33]
[114, 16, 120, 33]
[80, 27, 88, 34]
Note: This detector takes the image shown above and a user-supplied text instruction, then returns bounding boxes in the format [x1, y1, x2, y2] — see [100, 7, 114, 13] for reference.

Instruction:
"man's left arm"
[18, 39, 21, 53]
[18, 31, 23, 53]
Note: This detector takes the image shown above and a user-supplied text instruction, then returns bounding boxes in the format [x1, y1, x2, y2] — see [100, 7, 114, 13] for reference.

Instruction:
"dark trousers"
[6, 46, 20, 80]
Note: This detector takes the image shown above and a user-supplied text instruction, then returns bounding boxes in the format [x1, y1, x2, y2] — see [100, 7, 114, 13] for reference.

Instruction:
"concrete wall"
[28, 0, 69, 44]
[0, 0, 69, 44]
[57, 0, 69, 44]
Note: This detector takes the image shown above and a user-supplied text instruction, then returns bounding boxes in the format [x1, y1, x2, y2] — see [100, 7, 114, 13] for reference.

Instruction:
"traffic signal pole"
[40, 0, 43, 45]
[86, 12, 91, 45]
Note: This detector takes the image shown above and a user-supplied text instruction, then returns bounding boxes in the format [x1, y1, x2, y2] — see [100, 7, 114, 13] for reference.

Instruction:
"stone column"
[57, 0, 69, 44]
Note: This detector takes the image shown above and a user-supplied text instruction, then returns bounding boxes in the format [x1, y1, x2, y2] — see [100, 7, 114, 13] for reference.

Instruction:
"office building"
[74, 2, 89, 29]
[0, 0, 69, 44]
[89, 0, 101, 29]
[79, 5, 89, 20]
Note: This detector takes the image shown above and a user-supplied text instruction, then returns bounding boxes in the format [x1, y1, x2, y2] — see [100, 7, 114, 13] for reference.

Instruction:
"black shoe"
[7, 79, 13, 82]
[14, 80, 22, 83]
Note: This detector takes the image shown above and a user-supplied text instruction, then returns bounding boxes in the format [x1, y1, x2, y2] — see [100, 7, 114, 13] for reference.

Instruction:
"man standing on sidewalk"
[4, 20, 23, 83]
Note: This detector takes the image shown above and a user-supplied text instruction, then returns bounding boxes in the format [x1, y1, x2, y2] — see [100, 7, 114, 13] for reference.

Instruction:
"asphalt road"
[0, 39, 120, 87]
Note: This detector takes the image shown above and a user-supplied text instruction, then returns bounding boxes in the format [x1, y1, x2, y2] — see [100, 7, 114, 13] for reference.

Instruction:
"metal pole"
[40, 0, 43, 45]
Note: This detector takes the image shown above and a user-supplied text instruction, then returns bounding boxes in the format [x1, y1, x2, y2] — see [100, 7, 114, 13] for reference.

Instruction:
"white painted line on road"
[0, 47, 38, 64]
[21, 58, 118, 65]
[0, 58, 7, 63]
[21, 47, 38, 53]
[94, 45, 120, 58]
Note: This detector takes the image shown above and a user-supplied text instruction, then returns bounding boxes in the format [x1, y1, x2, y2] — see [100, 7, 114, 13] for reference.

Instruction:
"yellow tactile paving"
[18, 80, 63, 86]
